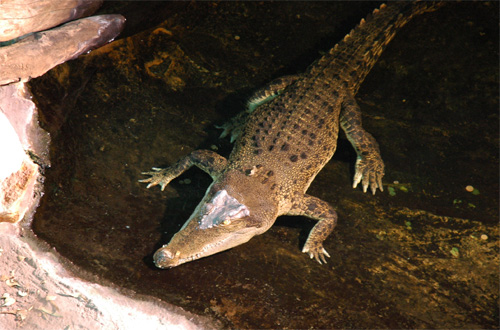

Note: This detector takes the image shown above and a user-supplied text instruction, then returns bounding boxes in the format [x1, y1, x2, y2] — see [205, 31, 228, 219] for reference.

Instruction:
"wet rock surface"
[29, 2, 498, 329]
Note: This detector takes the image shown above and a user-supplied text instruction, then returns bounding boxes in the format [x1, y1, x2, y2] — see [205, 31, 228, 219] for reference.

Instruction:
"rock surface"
[0, 83, 47, 223]
[0, 2, 217, 329]
[0, 0, 103, 42]
[0, 14, 125, 86]
[0, 223, 215, 329]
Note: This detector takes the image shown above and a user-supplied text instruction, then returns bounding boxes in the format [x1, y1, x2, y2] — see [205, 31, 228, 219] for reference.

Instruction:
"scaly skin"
[140, 1, 443, 268]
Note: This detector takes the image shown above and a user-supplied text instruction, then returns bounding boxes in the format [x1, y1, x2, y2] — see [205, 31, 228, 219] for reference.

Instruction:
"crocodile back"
[227, 1, 443, 199]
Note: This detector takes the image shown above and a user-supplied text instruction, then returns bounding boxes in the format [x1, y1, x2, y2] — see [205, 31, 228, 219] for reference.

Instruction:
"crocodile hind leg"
[139, 150, 227, 191]
[217, 74, 300, 142]
[286, 193, 338, 264]
[340, 92, 385, 194]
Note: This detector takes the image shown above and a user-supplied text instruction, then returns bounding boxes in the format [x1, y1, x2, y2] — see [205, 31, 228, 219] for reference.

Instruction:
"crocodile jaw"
[153, 228, 256, 268]
[153, 188, 264, 269]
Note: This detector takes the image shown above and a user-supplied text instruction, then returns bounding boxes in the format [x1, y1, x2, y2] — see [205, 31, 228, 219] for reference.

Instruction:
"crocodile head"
[153, 169, 276, 268]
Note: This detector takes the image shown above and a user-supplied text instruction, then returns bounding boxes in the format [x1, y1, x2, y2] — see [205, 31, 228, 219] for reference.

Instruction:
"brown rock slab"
[0, 0, 103, 42]
[0, 14, 125, 86]
[0, 159, 38, 223]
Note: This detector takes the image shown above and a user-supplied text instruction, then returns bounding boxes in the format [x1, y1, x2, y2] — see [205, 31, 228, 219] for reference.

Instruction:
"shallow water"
[30, 2, 498, 328]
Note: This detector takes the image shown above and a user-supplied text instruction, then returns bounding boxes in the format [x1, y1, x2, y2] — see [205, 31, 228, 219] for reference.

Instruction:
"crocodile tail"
[311, 1, 444, 92]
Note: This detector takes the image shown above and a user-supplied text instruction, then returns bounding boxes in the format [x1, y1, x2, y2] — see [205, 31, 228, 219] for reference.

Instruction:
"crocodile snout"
[153, 247, 179, 269]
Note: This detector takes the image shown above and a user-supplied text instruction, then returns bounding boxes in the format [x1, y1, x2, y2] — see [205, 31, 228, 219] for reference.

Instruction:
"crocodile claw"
[138, 167, 172, 191]
[352, 155, 384, 194]
[302, 245, 330, 265]
[215, 110, 250, 143]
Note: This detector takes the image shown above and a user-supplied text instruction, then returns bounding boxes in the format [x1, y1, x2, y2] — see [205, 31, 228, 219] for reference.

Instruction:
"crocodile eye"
[222, 219, 231, 226]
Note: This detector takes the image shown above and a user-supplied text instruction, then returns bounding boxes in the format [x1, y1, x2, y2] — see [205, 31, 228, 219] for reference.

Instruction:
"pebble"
[465, 185, 474, 192]
[480, 234, 488, 241]
[17, 290, 27, 297]
[450, 247, 460, 258]
[1, 293, 16, 307]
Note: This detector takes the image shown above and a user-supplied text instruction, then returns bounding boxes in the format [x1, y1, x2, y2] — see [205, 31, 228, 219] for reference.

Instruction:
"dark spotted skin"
[141, 2, 443, 264]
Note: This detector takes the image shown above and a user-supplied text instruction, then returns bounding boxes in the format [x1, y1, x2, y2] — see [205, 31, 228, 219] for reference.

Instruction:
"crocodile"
[140, 1, 442, 268]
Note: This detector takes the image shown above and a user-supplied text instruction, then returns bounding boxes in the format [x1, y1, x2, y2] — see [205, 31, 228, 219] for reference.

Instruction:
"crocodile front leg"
[286, 194, 338, 264]
[139, 150, 227, 190]
[340, 92, 385, 194]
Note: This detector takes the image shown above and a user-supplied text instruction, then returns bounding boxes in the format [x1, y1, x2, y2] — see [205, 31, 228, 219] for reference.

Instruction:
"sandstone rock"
[0, 82, 49, 223]
[0, 158, 38, 223]
[0, 223, 215, 329]
[0, 14, 126, 86]
[0, 0, 103, 42]
[0, 110, 24, 182]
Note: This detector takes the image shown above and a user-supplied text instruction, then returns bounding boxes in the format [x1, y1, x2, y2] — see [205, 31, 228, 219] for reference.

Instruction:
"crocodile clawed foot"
[138, 167, 172, 191]
[302, 244, 330, 265]
[215, 122, 232, 140]
[215, 110, 249, 143]
[216, 123, 243, 143]
[353, 156, 385, 195]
